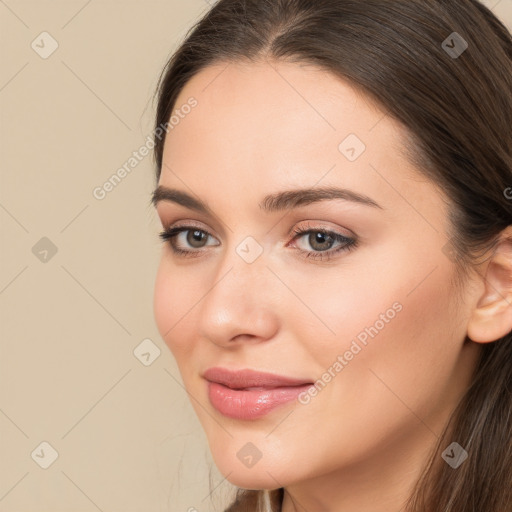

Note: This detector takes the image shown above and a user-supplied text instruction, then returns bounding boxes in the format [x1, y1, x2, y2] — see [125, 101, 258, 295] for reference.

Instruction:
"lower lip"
[207, 381, 313, 420]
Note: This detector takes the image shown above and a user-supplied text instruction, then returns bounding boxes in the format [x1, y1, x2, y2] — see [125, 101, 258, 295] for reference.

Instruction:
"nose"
[196, 247, 280, 348]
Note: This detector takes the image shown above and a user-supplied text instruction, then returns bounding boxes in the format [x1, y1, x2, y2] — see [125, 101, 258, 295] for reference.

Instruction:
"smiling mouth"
[203, 367, 314, 420]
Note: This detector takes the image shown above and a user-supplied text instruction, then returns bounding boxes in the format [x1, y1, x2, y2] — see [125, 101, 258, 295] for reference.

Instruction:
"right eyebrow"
[151, 186, 213, 215]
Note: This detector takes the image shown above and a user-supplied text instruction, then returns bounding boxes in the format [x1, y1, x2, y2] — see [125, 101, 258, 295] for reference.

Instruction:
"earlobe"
[467, 227, 512, 344]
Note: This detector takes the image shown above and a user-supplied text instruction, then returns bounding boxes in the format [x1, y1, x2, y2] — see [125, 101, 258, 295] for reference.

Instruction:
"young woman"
[150, 1, 512, 510]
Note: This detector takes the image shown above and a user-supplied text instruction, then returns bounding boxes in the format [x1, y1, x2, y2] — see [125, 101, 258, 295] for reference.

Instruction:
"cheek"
[314, 260, 461, 432]
[290, 243, 460, 403]
[277, 260, 404, 370]
[153, 259, 196, 360]
[271, 263, 462, 476]
[290, 239, 457, 375]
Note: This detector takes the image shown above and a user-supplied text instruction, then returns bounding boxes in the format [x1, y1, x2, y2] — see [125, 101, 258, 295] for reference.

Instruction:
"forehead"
[168, 59, 393, 153]
[159, 60, 438, 217]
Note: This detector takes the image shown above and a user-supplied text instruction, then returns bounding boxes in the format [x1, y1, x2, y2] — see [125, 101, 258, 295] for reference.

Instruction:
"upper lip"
[203, 367, 313, 390]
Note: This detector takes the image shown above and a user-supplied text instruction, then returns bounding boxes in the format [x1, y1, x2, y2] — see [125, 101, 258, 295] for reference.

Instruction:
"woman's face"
[153, 60, 482, 493]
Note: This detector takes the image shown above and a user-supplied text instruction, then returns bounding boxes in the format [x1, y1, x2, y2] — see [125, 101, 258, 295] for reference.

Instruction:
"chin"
[209, 447, 288, 490]
[223, 470, 283, 492]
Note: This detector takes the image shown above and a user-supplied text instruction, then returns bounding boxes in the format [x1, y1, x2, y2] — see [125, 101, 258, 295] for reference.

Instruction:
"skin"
[152, 60, 507, 511]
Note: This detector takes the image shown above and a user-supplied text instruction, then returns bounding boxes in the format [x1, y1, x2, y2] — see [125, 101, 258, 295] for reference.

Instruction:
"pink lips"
[203, 367, 313, 420]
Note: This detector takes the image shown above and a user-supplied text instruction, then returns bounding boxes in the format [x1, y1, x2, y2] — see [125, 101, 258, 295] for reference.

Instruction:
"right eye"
[159, 225, 220, 257]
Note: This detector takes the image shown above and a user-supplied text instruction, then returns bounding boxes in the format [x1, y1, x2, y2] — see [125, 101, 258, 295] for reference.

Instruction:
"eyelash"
[158, 222, 357, 262]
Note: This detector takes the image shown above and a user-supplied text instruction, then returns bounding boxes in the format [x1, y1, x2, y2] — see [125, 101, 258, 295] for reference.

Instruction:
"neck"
[280, 422, 444, 512]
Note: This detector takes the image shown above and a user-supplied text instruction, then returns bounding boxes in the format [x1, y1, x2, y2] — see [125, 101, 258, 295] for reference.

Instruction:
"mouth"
[203, 367, 314, 420]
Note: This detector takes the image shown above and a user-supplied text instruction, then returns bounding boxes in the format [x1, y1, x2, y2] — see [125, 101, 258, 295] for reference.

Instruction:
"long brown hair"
[152, 1, 512, 510]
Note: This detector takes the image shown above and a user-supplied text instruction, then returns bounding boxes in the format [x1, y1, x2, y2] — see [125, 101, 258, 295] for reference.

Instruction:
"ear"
[467, 226, 512, 343]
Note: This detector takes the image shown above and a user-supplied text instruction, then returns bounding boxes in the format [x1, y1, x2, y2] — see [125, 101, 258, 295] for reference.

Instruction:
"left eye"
[289, 226, 357, 260]
[293, 229, 344, 251]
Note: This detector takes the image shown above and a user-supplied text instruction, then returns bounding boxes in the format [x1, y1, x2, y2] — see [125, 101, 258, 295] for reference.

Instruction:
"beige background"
[1, 1, 511, 511]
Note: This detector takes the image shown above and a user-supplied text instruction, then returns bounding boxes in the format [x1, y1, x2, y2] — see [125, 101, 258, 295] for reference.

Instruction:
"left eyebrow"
[259, 186, 383, 211]
[151, 185, 383, 213]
